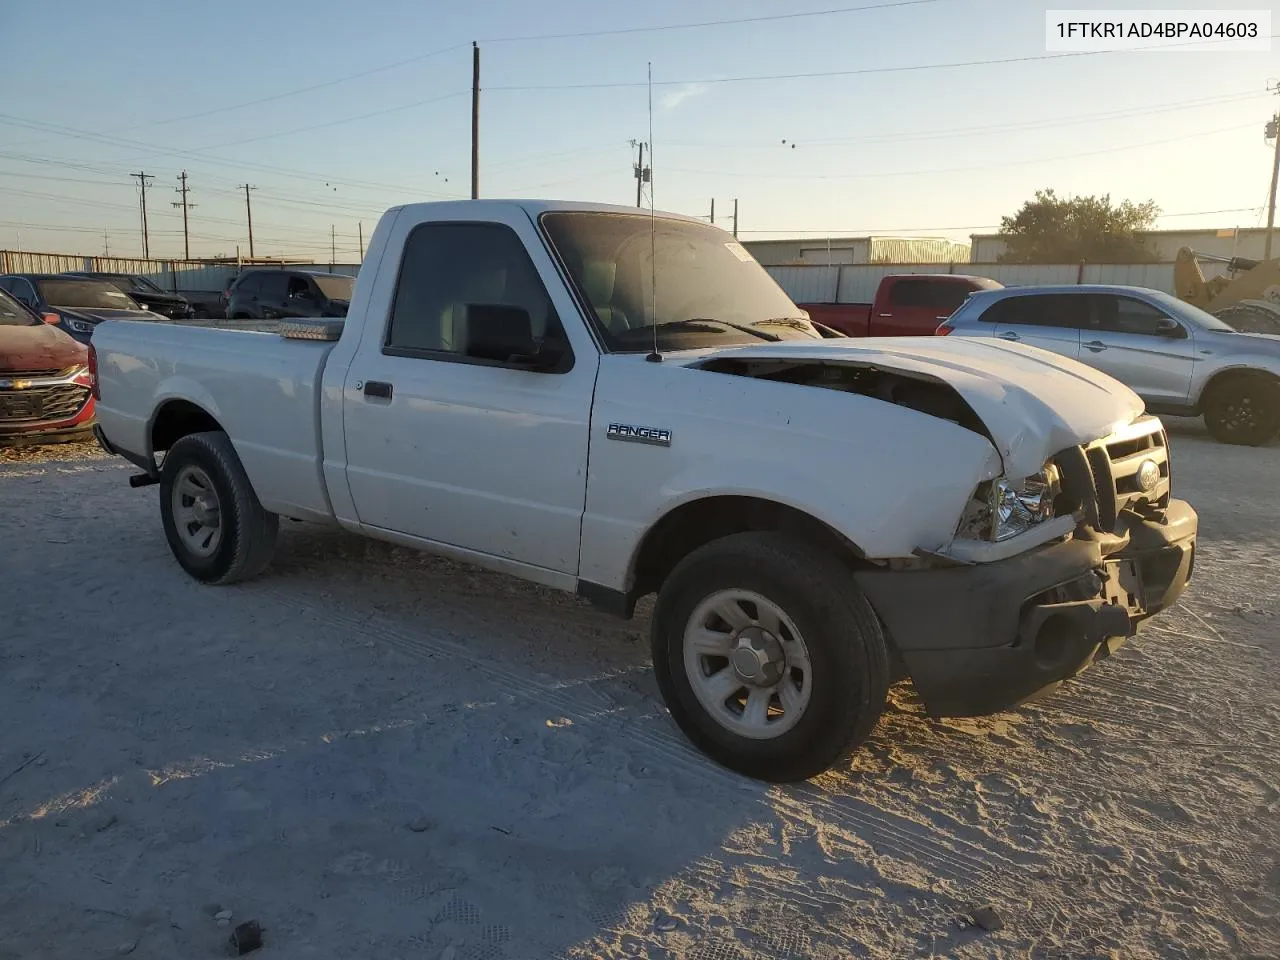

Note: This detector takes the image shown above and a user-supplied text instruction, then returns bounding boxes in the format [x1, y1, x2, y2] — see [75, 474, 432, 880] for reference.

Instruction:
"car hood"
[0, 323, 87, 373]
[686, 336, 1145, 477]
[132, 292, 187, 306]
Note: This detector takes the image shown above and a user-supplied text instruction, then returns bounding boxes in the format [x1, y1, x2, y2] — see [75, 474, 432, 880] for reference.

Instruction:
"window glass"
[386, 222, 561, 358]
[0, 288, 36, 326]
[979, 293, 1089, 328]
[257, 274, 288, 299]
[1092, 295, 1174, 336]
[36, 279, 136, 310]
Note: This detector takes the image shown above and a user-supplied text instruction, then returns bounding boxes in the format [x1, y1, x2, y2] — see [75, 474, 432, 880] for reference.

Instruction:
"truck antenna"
[645, 61, 662, 364]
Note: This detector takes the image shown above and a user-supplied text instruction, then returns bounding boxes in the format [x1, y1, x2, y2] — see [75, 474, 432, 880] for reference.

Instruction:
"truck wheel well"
[631, 496, 867, 600]
[151, 400, 224, 453]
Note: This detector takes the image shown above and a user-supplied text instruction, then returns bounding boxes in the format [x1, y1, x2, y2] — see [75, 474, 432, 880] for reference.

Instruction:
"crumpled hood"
[0, 323, 87, 373]
[688, 336, 1144, 477]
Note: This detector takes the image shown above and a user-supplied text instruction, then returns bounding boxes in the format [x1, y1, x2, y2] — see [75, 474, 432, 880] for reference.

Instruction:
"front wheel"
[651, 532, 890, 782]
[1203, 375, 1280, 446]
[159, 431, 279, 584]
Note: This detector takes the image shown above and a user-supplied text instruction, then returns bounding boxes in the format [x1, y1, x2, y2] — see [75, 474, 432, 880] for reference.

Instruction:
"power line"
[482, 0, 944, 42]
[486, 34, 1280, 92]
[665, 122, 1259, 181]
[735, 206, 1267, 235]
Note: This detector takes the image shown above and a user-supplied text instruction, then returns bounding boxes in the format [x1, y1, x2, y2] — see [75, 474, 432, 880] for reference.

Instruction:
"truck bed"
[92, 320, 338, 522]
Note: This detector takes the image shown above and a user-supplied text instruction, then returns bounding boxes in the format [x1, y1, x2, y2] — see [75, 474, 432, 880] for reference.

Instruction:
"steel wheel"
[171, 464, 222, 557]
[682, 588, 813, 740]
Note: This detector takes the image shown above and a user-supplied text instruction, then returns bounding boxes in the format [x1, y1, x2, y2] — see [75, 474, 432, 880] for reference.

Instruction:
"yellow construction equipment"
[1174, 246, 1280, 334]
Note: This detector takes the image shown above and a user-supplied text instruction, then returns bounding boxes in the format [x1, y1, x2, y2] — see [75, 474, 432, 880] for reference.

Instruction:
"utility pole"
[631, 140, 650, 207]
[103, 231, 110, 258]
[240, 185, 256, 258]
[710, 198, 715, 224]
[358, 221, 364, 262]
[732, 198, 739, 239]
[471, 42, 480, 200]
[172, 171, 196, 260]
[1265, 110, 1280, 261]
[331, 224, 336, 264]
[130, 171, 154, 259]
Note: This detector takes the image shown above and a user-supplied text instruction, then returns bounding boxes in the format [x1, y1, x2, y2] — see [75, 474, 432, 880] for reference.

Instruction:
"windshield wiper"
[665, 319, 781, 342]
[754, 316, 823, 337]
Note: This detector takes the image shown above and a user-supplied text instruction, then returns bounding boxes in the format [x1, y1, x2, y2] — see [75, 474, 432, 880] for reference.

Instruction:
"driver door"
[341, 210, 599, 575]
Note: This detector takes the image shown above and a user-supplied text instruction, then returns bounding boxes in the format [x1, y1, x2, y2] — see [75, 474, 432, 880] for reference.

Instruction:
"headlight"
[65, 318, 94, 334]
[957, 463, 1060, 541]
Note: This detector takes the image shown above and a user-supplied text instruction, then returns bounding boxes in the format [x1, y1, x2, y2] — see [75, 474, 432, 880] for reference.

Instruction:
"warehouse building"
[969, 226, 1275, 264]
[743, 235, 971, 266]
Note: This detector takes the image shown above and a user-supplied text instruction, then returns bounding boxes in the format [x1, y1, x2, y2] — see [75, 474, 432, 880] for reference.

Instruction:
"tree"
[997, 189, 1160, 263]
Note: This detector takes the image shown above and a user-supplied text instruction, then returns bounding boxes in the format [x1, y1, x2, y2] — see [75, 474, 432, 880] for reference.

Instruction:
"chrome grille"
[0, 383, 90, 422]
[1055, 416, 1170, 533]
[3, 368, 67, 379]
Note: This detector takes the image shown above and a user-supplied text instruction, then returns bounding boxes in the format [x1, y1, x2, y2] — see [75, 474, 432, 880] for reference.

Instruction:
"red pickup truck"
[798, 274, 1002, 337]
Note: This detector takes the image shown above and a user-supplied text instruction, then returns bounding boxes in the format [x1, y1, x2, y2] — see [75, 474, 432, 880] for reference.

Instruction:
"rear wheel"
[1203, 374, 1280, 446]
[159, 431, 278, 583]
[651, 532, 889, 782]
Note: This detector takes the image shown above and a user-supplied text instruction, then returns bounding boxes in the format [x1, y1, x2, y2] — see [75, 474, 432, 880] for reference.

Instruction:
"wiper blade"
[676, 318, 781, 341]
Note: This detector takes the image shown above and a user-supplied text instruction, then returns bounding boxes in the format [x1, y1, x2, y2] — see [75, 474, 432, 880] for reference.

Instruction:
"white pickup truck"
[90, 200, 1198, 781]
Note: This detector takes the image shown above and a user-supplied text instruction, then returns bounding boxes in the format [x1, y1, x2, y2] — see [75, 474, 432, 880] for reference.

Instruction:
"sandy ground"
[1, 422, 1277, 960]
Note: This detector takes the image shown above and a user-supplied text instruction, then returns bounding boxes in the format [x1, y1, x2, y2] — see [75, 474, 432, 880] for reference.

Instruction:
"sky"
[1, 0, 1277, 260]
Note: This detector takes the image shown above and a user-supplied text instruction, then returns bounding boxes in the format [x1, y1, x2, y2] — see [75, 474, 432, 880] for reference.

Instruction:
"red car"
[0, 286, 95, 442]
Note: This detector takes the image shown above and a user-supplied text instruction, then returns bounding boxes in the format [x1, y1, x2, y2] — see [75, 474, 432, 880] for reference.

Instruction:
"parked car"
[938, 284, 1280, 446]
[797, 274, 1002, 337]
[0, 285, 95, 442]
[0, 274, 164, 345]
[90, 199, 1196, 782]
[225, 269, 353, 320]
[64, 272, 195, 319]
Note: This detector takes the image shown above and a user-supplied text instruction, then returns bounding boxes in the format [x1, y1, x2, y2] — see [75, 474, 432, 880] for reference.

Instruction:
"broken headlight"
[956, 464, 1060, 542]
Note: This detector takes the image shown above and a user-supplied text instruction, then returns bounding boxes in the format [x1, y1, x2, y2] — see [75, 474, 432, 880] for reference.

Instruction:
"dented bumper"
[854, 500, 1197, 717]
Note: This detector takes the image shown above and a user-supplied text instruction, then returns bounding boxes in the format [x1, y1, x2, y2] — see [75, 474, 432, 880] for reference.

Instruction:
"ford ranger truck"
[89, 200, 1198, 782]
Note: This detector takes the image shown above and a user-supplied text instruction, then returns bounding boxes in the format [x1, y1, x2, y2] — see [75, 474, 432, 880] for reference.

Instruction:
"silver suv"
[939, 284, 1280, 446]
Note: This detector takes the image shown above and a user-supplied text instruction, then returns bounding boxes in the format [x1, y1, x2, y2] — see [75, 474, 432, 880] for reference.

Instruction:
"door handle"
[363, 380, 393, 400]
[997, 331, 1020, 341]
[1084, 340, 1107, 352]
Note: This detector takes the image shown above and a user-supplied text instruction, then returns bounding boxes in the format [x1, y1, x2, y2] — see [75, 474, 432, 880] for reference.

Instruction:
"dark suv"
[225, 270, 353, 320]
[64, 272, 194, 319]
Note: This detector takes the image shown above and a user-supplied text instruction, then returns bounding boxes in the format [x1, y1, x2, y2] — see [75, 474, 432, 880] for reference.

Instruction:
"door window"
[1091, 295, 1176, 336]
[979, 294, 1089, 328]
[257, 274, 288, 301]
[286, 276, 313, 300]
[385, 221, 565, 362]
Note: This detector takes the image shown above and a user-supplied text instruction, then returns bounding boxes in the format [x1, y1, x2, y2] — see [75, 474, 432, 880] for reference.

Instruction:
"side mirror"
[1155, 317, 1186, 339]
[42, 312, 61, 325]
[464, 304, 564, 371]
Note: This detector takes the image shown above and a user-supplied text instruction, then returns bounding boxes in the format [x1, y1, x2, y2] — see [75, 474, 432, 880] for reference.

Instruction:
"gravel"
[0, 425, 1276, 958]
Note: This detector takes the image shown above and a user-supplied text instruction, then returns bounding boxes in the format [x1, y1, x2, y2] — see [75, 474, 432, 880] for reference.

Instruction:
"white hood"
[690, 336, 1144, 477]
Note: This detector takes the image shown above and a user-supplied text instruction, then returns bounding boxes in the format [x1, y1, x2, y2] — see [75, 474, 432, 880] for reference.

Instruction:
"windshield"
[128, 276, 163, 293]
[1149, 290, 1236, 333]
[0, 289, 37, 326]
[313, 275, 354, 300]
[541, 212, 820, 352]
[38, 279, 140, 310]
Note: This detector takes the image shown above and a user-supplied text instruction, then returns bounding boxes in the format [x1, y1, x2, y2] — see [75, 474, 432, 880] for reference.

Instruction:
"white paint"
[92, 199, 1152, 596]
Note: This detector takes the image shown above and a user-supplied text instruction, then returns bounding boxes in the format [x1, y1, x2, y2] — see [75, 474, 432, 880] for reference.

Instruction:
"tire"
[159, 431, 279, 584]
[1202, 374, 1280, 446]
[651, 531, 890, 782]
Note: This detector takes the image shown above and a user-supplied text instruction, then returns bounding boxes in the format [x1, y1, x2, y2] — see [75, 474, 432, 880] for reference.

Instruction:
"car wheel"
[651, 531, 890, 782]
[1203, 374, 1280, 446]
[159, 431, 279, 584]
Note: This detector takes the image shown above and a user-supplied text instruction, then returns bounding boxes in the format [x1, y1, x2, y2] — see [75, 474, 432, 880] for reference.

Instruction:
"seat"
[581, 261, 630, 333]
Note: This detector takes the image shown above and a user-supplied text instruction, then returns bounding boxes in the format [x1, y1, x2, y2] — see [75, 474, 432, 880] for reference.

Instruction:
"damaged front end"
[855, 416, 1197, 717]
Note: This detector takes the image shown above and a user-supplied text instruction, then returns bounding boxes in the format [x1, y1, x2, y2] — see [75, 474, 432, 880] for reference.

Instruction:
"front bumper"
[854, 500, 1197, 717]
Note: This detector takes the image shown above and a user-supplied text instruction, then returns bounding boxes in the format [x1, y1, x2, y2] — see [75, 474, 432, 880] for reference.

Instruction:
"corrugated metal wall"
[769, 262, 1179, 304]
[0, 251, 361, 293]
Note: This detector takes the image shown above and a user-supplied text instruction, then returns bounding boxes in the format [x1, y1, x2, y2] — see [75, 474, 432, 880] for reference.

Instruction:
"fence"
[763, 262, 1178, 304]
[0, 250, 361, 295]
